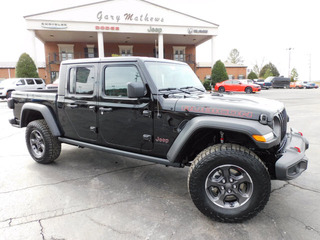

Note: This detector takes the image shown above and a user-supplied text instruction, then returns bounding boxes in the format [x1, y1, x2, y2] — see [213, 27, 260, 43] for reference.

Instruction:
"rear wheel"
[245, 87, 252, 94]
[188, 144, 270, 223]
[218, 87, 225, 93]
[25, 120, 61, 164]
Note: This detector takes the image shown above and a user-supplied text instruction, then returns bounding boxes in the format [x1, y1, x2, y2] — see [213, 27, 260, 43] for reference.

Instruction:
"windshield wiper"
[180, 86, 205, 92]
[158, 88, 191, 94]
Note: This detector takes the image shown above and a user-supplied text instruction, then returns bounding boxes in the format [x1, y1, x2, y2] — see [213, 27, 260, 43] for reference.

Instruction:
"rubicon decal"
[181, 106, 253, 119]
[155, 137, 169, 144]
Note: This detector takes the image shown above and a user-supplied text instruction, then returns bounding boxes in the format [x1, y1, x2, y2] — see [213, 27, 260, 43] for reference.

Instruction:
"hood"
[172, 92, 284, 122]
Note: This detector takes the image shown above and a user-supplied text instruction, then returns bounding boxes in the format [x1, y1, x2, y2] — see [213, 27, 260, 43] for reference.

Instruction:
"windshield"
[145, 62, 205, 92]
[264, 77, 274, 83]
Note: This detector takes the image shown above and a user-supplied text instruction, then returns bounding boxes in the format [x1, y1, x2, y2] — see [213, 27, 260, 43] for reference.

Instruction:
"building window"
[119, 45, 133, 56]
[58, 44, 74, 61]
[51, 71, 59, 82]
[68, 66, 95, 95]
[104, 65, 142, 97]
[84, 45, 97, 58]
[173, 46, 186, 62]
[228, 75, 234, 80]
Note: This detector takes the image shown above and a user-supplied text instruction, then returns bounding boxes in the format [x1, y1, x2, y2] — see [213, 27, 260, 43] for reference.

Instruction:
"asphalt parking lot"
[0, 88, 319, 240]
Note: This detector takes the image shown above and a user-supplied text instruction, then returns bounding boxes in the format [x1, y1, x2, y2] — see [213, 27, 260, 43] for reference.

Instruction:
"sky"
[0, 0, 319, 81]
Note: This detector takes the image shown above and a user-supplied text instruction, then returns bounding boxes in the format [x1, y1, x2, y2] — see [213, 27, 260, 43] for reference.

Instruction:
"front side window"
[104, 65, 142, 97]
[69, 66, 95, 95]
[17, 79, 25, 85]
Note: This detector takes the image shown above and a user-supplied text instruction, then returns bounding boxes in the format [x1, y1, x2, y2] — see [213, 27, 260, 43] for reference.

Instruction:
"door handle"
[67, 104, 78, 109]
[89, 106, 96, 112]
[99, 107, 113, 113]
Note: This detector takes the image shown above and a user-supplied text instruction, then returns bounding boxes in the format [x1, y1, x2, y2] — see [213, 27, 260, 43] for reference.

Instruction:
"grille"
[278, 109, 288, 140]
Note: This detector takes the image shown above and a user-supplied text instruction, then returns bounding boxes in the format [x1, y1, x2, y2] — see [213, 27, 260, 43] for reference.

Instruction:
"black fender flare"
[167, 116, 277, 163]
[21, 103, 61, 136]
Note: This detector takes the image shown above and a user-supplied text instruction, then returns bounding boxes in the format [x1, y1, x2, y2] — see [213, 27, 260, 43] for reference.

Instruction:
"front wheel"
[218, 87, 225, 93]
[188, 144, 270, 223]
[245, 87, 253, 94]
[25, 120, 61, 164]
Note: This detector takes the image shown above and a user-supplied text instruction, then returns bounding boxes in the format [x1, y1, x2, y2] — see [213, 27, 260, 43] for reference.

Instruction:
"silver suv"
[0, 78, 46, 98]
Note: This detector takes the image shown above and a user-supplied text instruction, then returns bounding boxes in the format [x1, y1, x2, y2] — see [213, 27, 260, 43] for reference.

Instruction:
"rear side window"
[68, 66, 95, 95]
[35, 79, 44, 84]
[26, 79, 35, 85]
[104, 65, 142, 97]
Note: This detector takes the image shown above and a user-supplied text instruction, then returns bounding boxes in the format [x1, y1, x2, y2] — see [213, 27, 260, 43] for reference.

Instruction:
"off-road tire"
[245, 87, 253, 94]
[218, 87, 225, 93]
[188, 144, 270, 223]
[25, 119, 61, 164]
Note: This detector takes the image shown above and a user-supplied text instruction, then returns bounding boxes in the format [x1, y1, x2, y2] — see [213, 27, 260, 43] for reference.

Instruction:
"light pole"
[287, 48, 294, 78]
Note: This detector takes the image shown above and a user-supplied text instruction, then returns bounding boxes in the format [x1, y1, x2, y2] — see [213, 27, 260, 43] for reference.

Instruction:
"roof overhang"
[25, 0, 218, 46]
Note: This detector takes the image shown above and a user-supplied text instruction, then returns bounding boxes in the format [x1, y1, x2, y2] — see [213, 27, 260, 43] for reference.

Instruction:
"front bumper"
[275, 129, 309, 180]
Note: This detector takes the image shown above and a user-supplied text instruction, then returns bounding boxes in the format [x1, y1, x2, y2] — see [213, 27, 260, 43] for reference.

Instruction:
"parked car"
[215, 79, 261, 93]
[0, 78, 46, 98]
[290, 81, 304, 89]
[302, 81, 319, 89]
[255, 79, 270, 89]
[264, 77, 290, 88]
[46, 79, 59, 90]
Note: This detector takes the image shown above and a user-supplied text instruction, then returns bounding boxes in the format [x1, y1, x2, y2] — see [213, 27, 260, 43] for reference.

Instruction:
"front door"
[63, 64, 98, 142]
[98, 63, 153, 152]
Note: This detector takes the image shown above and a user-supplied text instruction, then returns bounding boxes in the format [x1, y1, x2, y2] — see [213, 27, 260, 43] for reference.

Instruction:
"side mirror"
[127, 82, 146, 98]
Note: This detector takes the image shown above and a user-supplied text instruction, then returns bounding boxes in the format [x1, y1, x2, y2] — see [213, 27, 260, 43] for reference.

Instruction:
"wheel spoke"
[205, 164, 253, 209]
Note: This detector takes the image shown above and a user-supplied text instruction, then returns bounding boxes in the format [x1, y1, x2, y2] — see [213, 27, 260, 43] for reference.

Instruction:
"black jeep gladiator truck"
[8, 57, 309, 222]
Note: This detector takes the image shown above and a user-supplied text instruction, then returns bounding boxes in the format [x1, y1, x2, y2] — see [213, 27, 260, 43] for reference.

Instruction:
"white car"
[0, 78, 46, 98]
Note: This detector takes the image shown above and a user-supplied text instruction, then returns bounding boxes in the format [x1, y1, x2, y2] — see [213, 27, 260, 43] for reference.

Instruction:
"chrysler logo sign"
[41, 22, 67, 29]
[188, 28, 208, 34]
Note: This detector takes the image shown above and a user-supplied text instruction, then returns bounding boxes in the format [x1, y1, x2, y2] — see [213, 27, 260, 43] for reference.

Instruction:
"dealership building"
[23, 0, 219, 83]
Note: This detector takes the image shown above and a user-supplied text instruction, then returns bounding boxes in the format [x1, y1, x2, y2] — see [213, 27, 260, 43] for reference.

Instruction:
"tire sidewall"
[189, 146, 270, 221]
[25, 120, 60, 163]
[218, 87, 225, 93]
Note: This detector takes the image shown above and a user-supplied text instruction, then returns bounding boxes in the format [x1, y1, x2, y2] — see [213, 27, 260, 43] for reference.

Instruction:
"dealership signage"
[41, 22, 67, 29]
[188, 28, 208, 34]
[96, 11, 165, 23]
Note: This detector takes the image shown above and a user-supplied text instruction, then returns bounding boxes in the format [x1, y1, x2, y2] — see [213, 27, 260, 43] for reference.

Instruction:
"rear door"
[62, 64, 98, 142]
[97, 62, 153, 152]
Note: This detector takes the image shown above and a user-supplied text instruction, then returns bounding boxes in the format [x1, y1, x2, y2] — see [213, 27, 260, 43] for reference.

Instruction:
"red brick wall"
[0, 68, 47, 82]
[43, 42, 197, 77]
[196, 66, 247, 82]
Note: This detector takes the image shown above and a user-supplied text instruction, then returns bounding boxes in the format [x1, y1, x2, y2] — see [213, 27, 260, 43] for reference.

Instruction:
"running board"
[58, 137, 182, 167]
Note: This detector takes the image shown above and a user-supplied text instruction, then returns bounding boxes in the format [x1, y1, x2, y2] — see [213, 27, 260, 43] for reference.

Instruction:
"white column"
[211, 36, 216, 67]
[158, 33, 164, 59]
[97, 32, 105, 58]
[29, 30, 38, 68]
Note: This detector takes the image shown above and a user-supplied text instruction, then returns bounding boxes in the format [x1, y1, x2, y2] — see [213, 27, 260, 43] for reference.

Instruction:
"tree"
[248, 71, 258, 80]
[291, 68, 298, 81]
[259, 62, 280, 78]
[211, 60, 229, 87]
[252, 58, 265, 77]
[227, 49, 243, 64]
[15, 53, 39, 78]
[203, 79, 211, 91]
